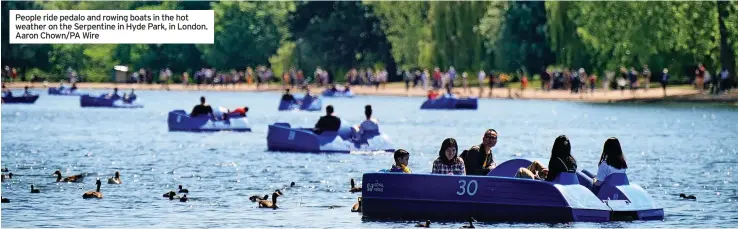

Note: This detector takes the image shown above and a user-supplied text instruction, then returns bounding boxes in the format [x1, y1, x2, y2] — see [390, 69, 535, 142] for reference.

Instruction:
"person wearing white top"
[354, 105, 379, 140]
[594, 137, 628, 186]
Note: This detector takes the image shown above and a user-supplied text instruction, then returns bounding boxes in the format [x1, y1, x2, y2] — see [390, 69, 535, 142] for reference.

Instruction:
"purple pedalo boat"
[360, 158, 663, 222]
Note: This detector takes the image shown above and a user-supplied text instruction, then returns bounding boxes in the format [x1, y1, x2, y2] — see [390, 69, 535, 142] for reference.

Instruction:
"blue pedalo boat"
[360, 158, 663, 222]
[80, 94, 142, 108]
[420, 96, 478, 110]
[48, 87, 85, 96]
[266, 122, 394, 153]
[2, 95, 39, 104]
[167, 110, 251, 132]
[278, 95, 322, 111]
[322, 89, 354, 98]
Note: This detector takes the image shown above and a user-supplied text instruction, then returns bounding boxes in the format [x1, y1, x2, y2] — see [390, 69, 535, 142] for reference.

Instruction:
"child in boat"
[389, 149, 411, 173]
[427, 90, 439, 100]
[228, 106, 249, 117]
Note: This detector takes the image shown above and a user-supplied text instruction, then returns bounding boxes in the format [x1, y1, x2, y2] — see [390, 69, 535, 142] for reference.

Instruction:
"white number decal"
[288, 131, 295, 140]
[456, 180, 478, 196]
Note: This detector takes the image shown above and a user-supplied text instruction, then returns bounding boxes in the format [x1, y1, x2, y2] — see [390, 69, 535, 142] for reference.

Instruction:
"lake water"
[2, 89, 737, 228]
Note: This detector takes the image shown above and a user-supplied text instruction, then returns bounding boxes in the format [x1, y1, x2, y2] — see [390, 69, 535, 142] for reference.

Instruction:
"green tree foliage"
[367, 1, 430, 70]
[288, 1, 396, 81]
[481, 1, 553, 74]
[1, 1, 52, 78]
[198, 1, 293, 70]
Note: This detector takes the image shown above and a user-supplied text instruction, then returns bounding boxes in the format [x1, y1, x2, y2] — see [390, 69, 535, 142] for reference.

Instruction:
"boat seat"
[171, 110, 187, 115]
[552, 172, 579, 185]
[486, 158, 532, 177]
[599, 173, 629, 188]
[274, 122, 291, 128]
[596, 173, 630, 200]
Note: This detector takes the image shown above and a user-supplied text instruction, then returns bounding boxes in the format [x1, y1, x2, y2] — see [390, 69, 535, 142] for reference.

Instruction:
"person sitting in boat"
[303, 88, 315, 103]
[353, 105, 379, 140]
[330, 84, 339, 92]
[105, 88, 120, 100]
[515, 135, 577, 181]
[22, 86, 33, 96]
[427, 90, 439, 100]
[190, 96, 215, 118]
[128, 89, 136, 100]
[593, 137, 627, 187]
[442, 85, 458, 99]
[313, 105, 341, 134]
[2, 85, 11, 97]
[228, 106, 249, 117]
[389, 149, 411, 173]
[431, 138, 466, 175]
[70, 82, 78, 92]
[281, 88, 297, 103]
[460, 129, 498, 175]
[344, 85, 351, 93]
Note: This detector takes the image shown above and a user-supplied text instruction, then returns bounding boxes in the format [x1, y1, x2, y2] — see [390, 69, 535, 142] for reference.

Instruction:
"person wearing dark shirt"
[515, 135, 577, 181]
[314, 105, 341, 134]
[460, 129, 498, 175]
[190, 96, 214, 117]
[106, 88, 120, 100]
[281, 88, 296, 103]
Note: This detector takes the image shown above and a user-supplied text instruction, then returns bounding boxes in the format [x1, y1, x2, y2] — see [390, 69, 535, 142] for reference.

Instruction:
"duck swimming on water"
[53, 170, 84, 183]
[108, 171, 122, 184]
[1, 173, 12, 182]
[258, 190, 282, 209]
[349, 178, 361, 193]
[82, 179, 103, 199]
[460, 217, 476, 228]
[1, 196, 9, 203]
[30, 185, 40, 193]
[679, 193, 696, 200]
[178, 185, 189, 193]
[249, 195, 269, 202]
[351, 197, 362, 212]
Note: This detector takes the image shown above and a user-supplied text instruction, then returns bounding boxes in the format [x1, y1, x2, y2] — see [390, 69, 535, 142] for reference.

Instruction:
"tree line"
[2, 1, 736, 84]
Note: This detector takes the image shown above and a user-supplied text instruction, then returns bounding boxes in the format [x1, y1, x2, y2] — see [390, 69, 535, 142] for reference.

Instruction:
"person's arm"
[594, 163, 609, 186]
[456, 159, 466, 175]
[431, 160, 440, 174]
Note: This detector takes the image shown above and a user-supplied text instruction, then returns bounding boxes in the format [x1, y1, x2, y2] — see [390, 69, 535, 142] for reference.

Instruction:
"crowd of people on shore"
[3, 62, 734, 97]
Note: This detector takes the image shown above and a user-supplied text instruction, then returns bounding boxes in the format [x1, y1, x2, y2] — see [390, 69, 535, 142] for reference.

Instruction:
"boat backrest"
[599, 173, 630, 188]
[486, 158, 533, 177]
[273, 122, 291, 128]
[362, 129, 381, 137]
[171, 110, 187, 115]
[552, 172, 579, 185]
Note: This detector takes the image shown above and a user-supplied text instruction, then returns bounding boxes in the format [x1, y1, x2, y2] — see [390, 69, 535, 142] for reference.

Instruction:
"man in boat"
[353, 105, 379, 140]
[23, 86, 32, 96]
[105, 88, 120, 100]
[281, 88, 297, 103]
[70, 82, 78, 92]
[314, 105, 341, 134]
[227, 106, 249, 117]
[460, 129, 498, 175]
[190, 96, 215, 118]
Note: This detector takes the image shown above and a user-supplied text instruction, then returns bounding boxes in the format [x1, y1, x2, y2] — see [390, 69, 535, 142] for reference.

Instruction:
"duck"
[107, 171, 122, 184]
[164, 191, 179, 199]
[1, 196, 8, 203]
[415, 220, 431, 228]
[290, 182, 295, 187]
[30, 185, 40, 193]
[349, 178, 362, 193]
[351, 197, 362, 212]
[178, 185, 189, 193]
[179, 194, 188, 202]
[53, 170, 84, 183]
[258, 190, 282, 209]
[679, 193, 697, 200]
[249, 195, 269, 202]
[1, 167, 8, 172]
[1, 173, 12, 182]
[461, 217, 476, 228]
[82, 179, 103, 199]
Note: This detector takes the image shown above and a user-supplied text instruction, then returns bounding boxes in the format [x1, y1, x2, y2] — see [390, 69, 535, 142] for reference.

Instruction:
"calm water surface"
[2, 89, 737, 228]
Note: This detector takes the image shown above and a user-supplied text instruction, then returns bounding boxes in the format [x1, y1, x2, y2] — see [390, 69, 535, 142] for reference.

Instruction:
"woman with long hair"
[594, 137, 628, 186]
[515, 135, 578, 181]
[431, 138, 466, 175]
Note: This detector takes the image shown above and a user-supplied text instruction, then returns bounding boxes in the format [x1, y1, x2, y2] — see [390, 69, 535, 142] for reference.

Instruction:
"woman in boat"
[593, 137, 627, 186]
[431, 138, 466, 175]
[515, 135, 577, 181]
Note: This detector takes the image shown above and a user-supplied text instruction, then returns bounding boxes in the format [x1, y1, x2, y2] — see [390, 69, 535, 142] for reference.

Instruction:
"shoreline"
[5, 81, 737, 104]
